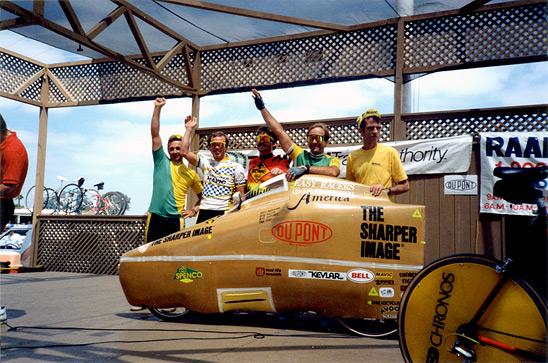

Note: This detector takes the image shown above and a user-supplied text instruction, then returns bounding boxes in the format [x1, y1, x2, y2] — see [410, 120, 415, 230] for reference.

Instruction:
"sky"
[1, 30, 547, 215]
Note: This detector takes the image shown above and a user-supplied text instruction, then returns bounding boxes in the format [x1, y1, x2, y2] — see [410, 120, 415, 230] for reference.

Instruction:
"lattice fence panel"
[196, 119, 391, 151]
[406, 106, 548, 140]
[19, 76, 43, 102]
[0, 52, 42, 95]
[37, 216, 146, 275]
[48, 53, 191, 102]
[201, 25, 397, 91]
[404, 3, 548, 69]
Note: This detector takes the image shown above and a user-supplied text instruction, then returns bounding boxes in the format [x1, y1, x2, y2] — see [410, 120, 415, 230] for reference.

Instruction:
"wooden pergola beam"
[86, 5, 126, 40]
[0, 0, 196, 93]
[58, 0, 86, 36]
[158, 0, 350, 32]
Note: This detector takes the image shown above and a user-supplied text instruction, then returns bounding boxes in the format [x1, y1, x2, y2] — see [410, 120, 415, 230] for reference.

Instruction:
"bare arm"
[151, 97, 166, 150]
[370, 179, 409, 197]
[310, 164, 340, 178]
[181, 115, 198, 166]
[252, 89, 293, 153]
[236, 185, 246, 202]
[181, 193, 202, 219]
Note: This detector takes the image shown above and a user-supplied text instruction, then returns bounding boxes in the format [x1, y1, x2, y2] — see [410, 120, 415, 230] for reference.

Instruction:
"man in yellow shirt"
[346, 109, 409, 197]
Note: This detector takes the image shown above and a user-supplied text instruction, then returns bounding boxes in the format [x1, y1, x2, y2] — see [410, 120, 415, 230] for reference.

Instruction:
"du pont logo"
[444, 179, 477, 191]
[272, 220, 332, 245]
[174, 266, 203, 283]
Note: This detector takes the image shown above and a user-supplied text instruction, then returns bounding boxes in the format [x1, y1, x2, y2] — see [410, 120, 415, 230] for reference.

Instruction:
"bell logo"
[272, 220, 332, 245]
[347, 268, 375, 283]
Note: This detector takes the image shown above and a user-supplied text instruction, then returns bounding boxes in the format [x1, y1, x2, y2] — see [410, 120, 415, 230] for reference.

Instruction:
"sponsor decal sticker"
[174, 266, 203, 283]
[272, 221, 332, 245]
[375, 271, 393, 279]
[347, 268, 375, 283]
[379, 287, 395, 298]
[138, 243, 151, 253]
[256, 267, 282, 276]
[288, 269, 347, 281]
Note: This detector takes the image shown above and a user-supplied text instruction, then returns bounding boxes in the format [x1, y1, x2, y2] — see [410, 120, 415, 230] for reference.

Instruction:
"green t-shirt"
[148, 147, 203, 218]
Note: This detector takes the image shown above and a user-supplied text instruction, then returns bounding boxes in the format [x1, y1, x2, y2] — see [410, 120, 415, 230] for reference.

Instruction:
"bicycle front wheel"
[98, 191, 125, 215]
[25, 186, 50, 213]
[80, 189, 101, 215]
[58, 183, 84, 214]
[398, 254, 547, 363]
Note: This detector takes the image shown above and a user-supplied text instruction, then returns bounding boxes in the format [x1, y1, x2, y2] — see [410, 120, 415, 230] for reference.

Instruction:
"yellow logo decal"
[174, 266, 203, 284]
[369, 287, 378, 296]
[412, 209, 422, 218]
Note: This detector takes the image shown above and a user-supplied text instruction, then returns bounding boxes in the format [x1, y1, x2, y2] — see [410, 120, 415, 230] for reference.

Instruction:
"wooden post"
[30, 72, 49, 266]
[393, 17, 407, 142]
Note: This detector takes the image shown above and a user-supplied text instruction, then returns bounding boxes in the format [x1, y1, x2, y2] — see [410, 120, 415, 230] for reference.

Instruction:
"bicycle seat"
[94, 182, 105, 190]
[494, 166, 548, 183]
[493, 166, 547, 204]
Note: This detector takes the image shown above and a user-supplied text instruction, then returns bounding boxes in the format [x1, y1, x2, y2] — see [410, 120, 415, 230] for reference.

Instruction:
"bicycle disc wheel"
[58, 183, 84, 214]
[398, 254, 547, 363]
[99, 191, 125, 215]
[80, 189, 101, 215]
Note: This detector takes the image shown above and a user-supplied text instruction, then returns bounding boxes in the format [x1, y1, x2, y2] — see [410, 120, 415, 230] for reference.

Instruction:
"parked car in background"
[0, 224, 33, 271]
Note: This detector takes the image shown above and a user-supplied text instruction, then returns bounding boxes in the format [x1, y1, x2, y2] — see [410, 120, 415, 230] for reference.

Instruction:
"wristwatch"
[190, 208, 197, 214]
[387, 188, 392, 195]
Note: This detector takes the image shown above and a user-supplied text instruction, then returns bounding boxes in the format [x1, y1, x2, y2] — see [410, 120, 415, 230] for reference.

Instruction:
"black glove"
[254, 93, 265, 110]
[287, 166, 307, 179]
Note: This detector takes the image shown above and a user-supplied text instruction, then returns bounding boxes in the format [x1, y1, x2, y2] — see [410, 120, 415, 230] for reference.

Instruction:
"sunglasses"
[209, 141, 227, 148]
[168, 134, 182, 142]
[307, 134, 325, 143]
[256, 135, 274, 143]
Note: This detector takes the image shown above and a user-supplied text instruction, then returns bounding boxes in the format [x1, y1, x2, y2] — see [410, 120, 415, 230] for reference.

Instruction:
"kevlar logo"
[369, 287, 378, 296]
[413, 209, 422, 218]
[174, 266, 203, 283]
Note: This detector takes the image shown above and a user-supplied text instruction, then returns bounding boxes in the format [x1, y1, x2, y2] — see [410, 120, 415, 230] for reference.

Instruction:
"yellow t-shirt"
[346, 144, 407, 188]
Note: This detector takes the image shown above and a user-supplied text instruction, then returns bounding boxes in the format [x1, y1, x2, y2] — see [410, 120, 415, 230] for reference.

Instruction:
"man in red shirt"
[0, 114, 29, 230]
[247, 126, 290, 194]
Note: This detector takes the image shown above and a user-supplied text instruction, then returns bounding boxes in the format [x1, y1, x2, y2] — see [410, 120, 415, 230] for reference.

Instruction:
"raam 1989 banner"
[480, 132, 548, 216]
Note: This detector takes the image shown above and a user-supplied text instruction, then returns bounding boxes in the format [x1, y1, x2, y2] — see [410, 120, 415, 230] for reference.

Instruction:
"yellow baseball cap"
[356, 109, 381, 129]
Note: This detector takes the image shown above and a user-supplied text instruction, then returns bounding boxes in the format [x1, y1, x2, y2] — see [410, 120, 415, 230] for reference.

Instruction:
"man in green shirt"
[146, 97, 203, 243]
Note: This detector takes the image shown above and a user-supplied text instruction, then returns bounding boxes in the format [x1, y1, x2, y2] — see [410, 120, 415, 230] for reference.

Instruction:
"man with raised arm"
[251, 89, 340, 182]
[146, 97, 203, 243]
[247, 126, 290, 194]
[346, 109, 409, 197]
[181, 116, 247, 224]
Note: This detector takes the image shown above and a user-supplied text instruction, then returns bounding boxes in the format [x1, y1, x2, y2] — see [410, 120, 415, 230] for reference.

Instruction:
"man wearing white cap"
[346, 109, 409, 197]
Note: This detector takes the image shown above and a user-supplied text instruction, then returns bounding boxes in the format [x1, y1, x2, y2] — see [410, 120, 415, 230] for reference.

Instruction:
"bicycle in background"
[25, 176, 83, 214]
[79, 182, 127, 216]
[398, 166, 547, 362]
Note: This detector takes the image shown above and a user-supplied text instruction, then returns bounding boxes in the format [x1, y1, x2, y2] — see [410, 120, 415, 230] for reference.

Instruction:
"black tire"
[58, 183, 84, 214]
[338, 318, 398, 338]
[99, 191, 125, 215]
[149, 307, 191, 322]
[25, 186, 50, 213]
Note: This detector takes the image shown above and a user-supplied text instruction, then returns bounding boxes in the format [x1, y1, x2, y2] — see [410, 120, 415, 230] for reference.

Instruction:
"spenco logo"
[174, 266, 203, 283]
[272, 220, 332, 245]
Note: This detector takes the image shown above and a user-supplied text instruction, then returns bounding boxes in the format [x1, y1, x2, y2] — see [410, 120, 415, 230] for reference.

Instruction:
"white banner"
[197, 134, 473, 179]
[479, 132, 548, 216]
[327, 135, 473, 178]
